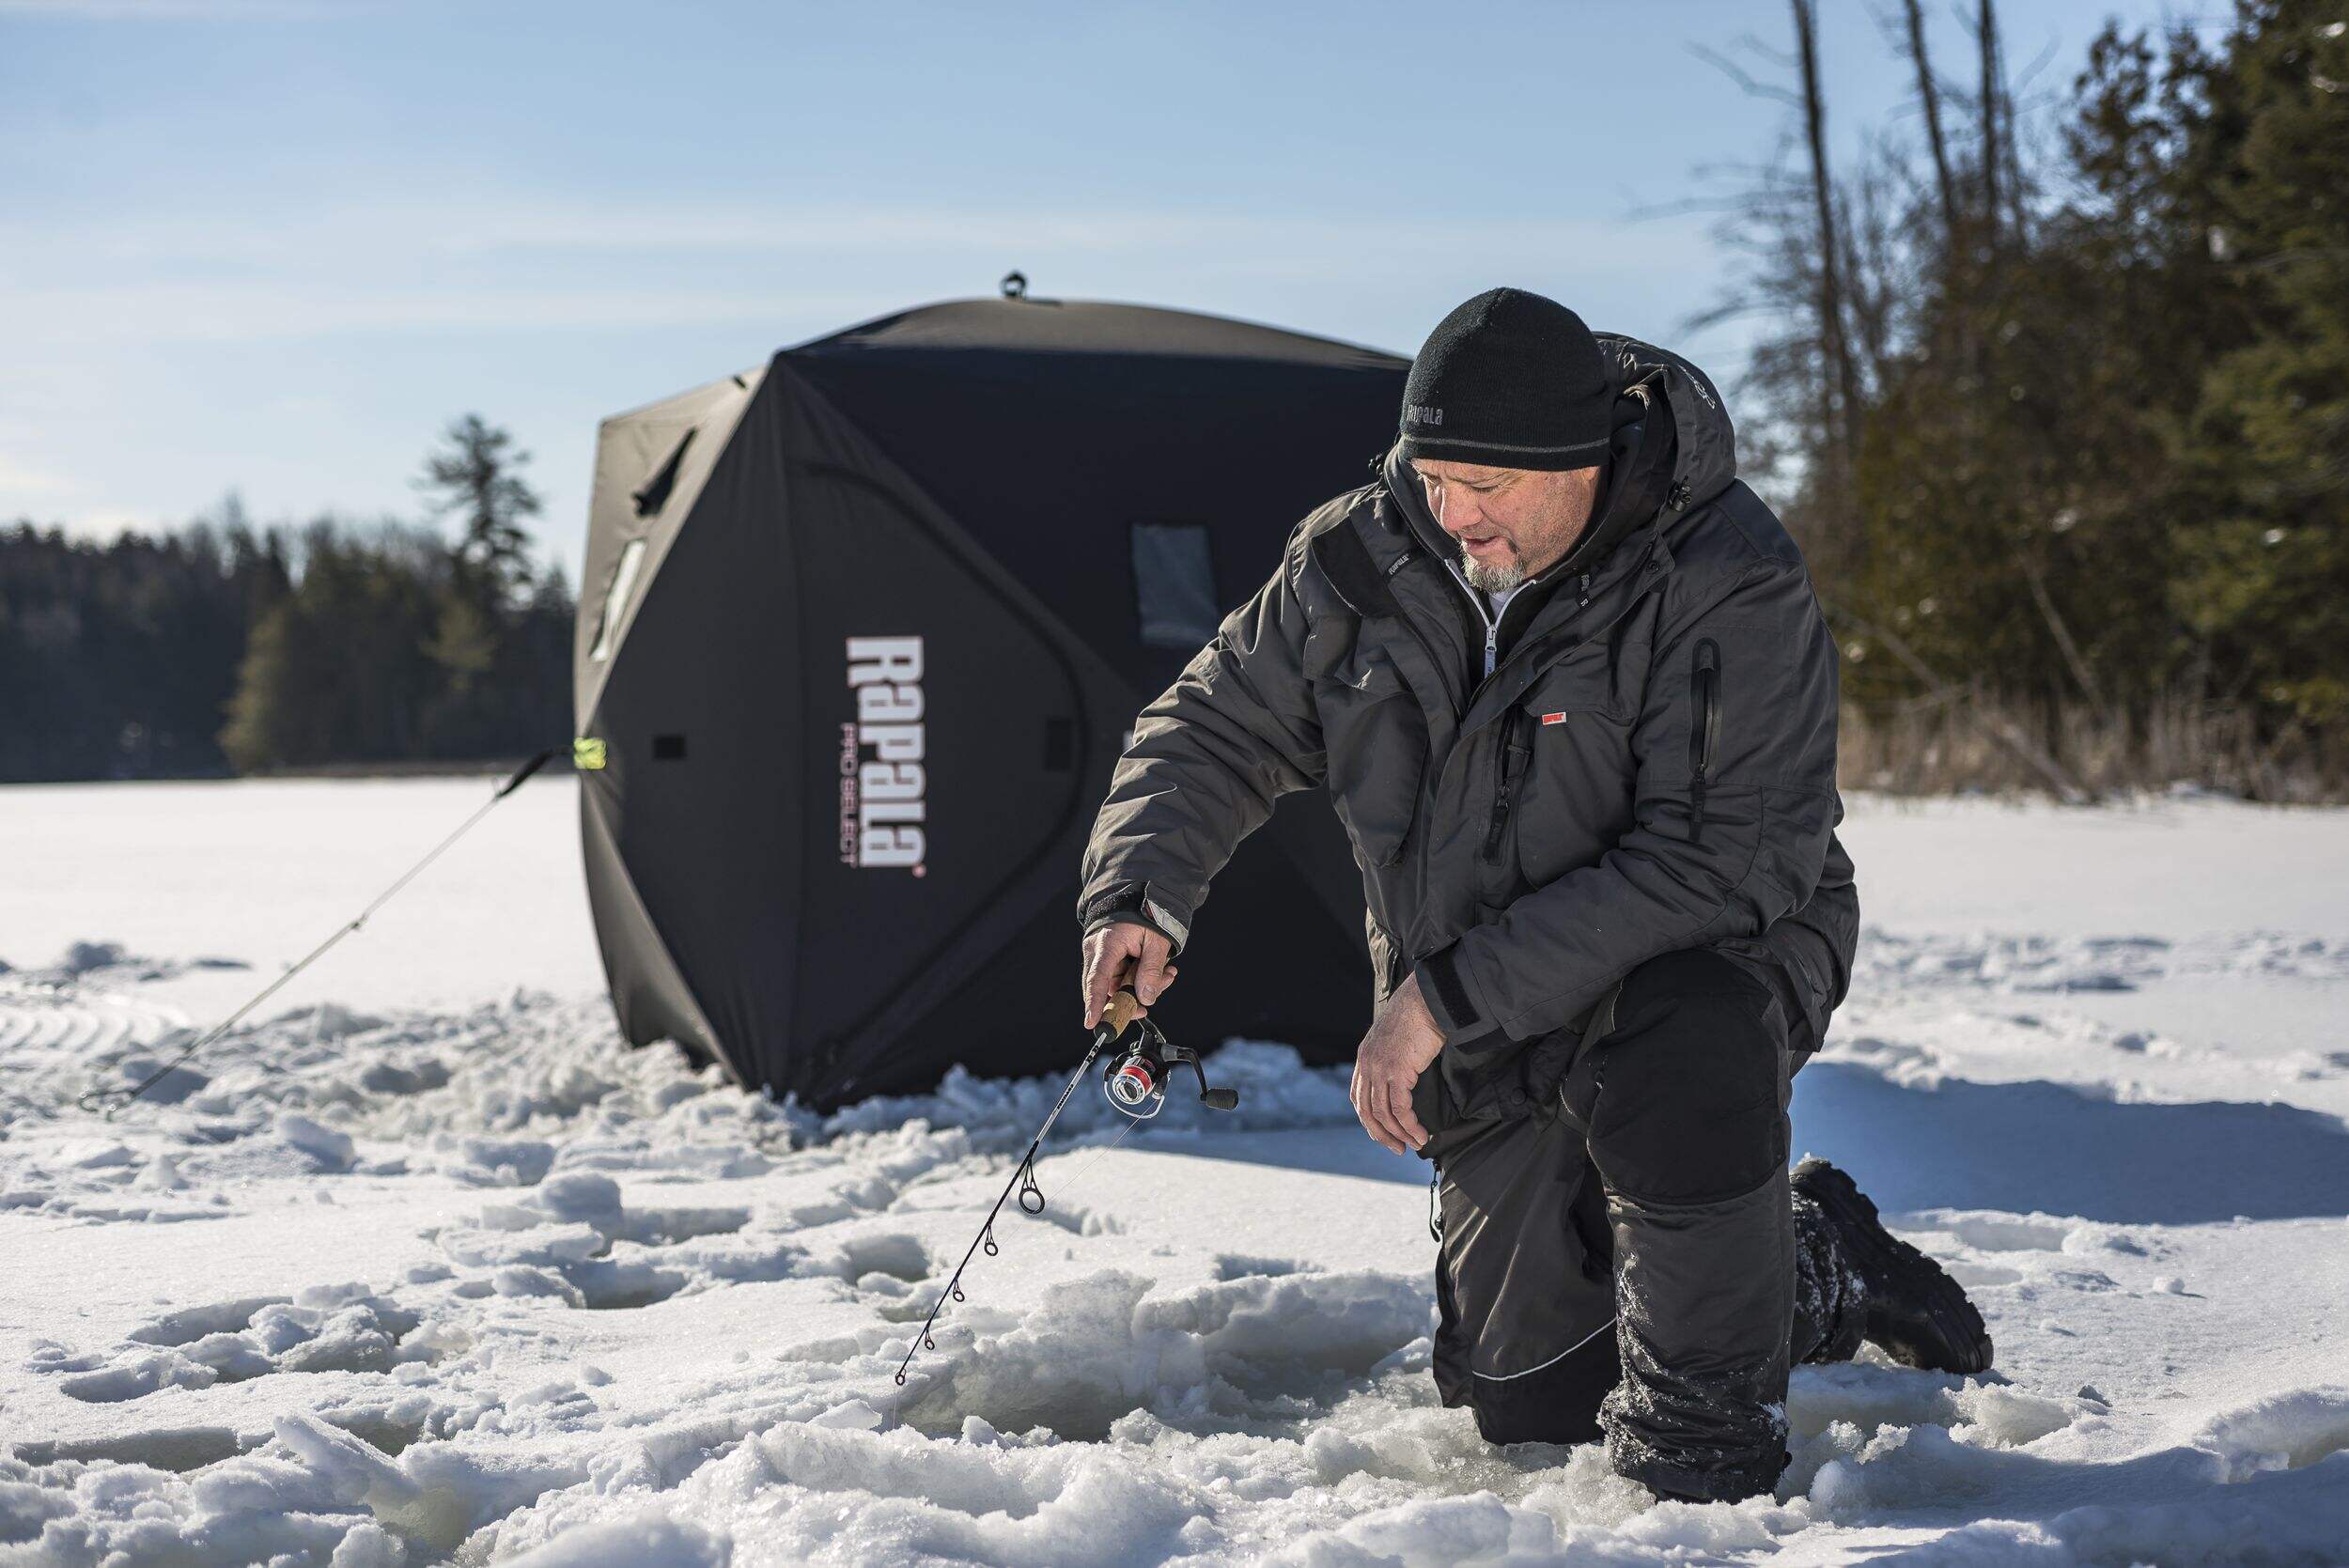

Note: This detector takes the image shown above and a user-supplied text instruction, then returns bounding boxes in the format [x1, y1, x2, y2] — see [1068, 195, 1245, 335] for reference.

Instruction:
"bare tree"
[1793, 0, 1867, 513]
[1903, 0, 1961, 240]
[1836, 133, 1913, 393]
[1977, 0, 2003, 248]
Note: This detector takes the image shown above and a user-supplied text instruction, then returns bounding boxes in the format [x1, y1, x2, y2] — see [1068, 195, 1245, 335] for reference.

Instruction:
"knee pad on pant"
[1586, 951, 1788, 1204]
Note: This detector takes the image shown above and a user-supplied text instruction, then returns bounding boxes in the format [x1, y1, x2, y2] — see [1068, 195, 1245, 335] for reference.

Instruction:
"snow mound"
[894, 1267, 1428, 1439]
[1859, 926, 2349, 994]
[8, 780, 2349, 1565]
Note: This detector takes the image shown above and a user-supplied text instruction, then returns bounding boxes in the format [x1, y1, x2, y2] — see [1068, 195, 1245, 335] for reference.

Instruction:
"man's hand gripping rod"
[893, 988, 1239, 1387]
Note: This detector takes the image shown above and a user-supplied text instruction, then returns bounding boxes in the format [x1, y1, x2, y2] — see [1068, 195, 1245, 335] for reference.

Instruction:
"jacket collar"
[1377, 403, 1666, 643]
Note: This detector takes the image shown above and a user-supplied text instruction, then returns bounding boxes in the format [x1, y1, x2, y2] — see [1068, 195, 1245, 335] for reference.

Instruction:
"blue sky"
[2, 0, 2195, 582]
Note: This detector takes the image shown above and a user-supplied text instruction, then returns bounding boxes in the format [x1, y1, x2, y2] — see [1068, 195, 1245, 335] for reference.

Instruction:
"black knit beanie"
[1398, 287, 1614, 471]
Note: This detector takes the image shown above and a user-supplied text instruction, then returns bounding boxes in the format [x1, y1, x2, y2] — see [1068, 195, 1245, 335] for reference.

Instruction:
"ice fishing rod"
[77, 749, 558, 1119]
[892, 987, 1241, 1388]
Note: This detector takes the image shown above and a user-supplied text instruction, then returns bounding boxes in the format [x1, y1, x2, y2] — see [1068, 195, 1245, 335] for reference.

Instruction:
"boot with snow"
[1791, 1157, 1993, 1375]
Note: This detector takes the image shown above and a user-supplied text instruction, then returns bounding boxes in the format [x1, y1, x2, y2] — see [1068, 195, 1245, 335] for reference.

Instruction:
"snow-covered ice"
[4, 778, 2347, 1564]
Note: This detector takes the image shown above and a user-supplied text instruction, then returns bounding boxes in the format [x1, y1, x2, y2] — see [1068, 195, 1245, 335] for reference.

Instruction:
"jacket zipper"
[1434, 555, 1551, 864]
[1480, 709, 1532, 863]
[1690, 637, 1721, 842]
[1385, 539, 1659, 904]
[1437, 555, 1504, 682]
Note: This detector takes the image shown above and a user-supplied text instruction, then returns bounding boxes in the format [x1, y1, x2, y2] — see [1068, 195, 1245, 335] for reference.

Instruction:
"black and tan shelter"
[573, 293, 1408, 1109]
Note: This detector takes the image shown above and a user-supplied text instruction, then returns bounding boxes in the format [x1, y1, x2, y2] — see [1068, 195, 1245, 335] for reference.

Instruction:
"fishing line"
[1043, 1111, 1142, 1205]
[890, 996, 1242, 1395]
[77, 749, 556, 1119]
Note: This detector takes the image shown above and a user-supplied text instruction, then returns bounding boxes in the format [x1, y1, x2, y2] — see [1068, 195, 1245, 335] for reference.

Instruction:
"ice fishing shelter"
[574, 294, 1410, 1110]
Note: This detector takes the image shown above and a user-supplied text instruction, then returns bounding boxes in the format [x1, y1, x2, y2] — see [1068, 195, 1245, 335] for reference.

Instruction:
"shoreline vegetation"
[8, 5, 2343, 800]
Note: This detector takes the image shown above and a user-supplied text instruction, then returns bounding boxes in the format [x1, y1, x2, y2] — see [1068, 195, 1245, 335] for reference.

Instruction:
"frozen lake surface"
[4, 779, 2346, 1564]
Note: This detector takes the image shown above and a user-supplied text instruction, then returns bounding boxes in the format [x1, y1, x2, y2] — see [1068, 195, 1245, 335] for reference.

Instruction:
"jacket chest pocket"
[1502, 643, 1640, 886]
[1306, 622, 1428, 870]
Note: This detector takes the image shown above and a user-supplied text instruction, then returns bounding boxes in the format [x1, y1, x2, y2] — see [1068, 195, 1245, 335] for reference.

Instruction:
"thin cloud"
[0, 281, 897, 344]
[0, 453, 81, 496]
[0, 1, 360, 18]
[0, 195, 1712, 344]
[12, 195, 1698, 268]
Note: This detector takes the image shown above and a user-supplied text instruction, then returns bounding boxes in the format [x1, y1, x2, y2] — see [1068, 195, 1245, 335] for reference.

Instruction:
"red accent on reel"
[1110, 1061, 1159, 1106]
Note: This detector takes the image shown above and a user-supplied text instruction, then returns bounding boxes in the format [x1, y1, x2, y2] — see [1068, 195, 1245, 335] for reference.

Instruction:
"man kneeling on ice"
[1075, 287, 1992, 1503]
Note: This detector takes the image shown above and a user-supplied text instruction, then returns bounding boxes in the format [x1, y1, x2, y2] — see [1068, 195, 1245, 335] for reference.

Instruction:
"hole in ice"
[627, 1204, 751, 1244]
[568, 1261, 690, 1310]
[836, 1233, 931, 1284]
[325, 1409, 430, 1457]
[128, 1296, 290, 1347]
[10, 1426, 254, 1473]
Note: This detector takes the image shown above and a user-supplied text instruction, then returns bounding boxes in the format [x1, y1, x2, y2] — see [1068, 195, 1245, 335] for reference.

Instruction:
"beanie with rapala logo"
[1398, 287, 1615, 472]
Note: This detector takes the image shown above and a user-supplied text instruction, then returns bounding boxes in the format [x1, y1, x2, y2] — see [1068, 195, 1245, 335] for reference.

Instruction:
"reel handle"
[1168, 1044, 1241, 1111]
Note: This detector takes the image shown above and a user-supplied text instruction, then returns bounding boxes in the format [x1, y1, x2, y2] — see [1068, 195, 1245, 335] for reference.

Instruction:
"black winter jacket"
[1080, 334, 1859, 1094]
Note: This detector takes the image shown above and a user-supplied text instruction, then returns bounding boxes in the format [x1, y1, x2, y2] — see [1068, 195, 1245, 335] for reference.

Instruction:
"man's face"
[1411, 458, 1603, 595]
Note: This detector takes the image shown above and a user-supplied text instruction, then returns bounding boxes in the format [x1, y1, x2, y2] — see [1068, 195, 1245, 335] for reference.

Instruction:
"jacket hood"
[1381, 332, 1738, 581]
[1596, 331, 1738, 512]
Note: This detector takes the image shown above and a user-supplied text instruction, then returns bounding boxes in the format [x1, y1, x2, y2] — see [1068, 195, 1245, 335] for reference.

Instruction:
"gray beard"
[1460, 548, 1525, 596]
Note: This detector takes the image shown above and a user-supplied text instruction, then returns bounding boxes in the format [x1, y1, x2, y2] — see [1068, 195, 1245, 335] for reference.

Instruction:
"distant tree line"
[10, 3, 2342, 799]
[0, 417, 572, 782]
[1707, 0, 2345, 798]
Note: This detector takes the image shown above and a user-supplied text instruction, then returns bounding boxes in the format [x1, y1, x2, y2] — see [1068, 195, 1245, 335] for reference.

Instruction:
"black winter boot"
[1791, 1157, 1993, 1375]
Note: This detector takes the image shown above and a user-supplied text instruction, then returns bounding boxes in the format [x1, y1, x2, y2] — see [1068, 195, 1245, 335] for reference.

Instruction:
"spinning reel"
[1101, 1017, 1241, 1118]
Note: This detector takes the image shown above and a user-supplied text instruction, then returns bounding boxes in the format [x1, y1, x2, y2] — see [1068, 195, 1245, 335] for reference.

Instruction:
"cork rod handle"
[1101, 988, 1143, 1039]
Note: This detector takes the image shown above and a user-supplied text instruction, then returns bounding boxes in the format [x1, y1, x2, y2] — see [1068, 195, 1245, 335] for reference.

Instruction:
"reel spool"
[1101, 1017, 1240, 1118]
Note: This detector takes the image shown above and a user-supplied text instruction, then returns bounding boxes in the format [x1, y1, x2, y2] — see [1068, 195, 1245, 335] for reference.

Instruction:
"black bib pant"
[1421, 947, 1866, 1502]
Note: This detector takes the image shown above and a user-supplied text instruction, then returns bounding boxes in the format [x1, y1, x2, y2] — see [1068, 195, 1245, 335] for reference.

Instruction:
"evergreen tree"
[1699, 0, 2346, 794]
[2170, 1, 2349, 727]
[415, 413, 542, 602]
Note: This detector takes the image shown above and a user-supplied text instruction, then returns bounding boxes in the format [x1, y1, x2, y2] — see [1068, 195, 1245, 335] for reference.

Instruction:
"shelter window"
[1130, 522, 1221, 649]
[632, 428, 695, 517]
[590, 538, 648, 662]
